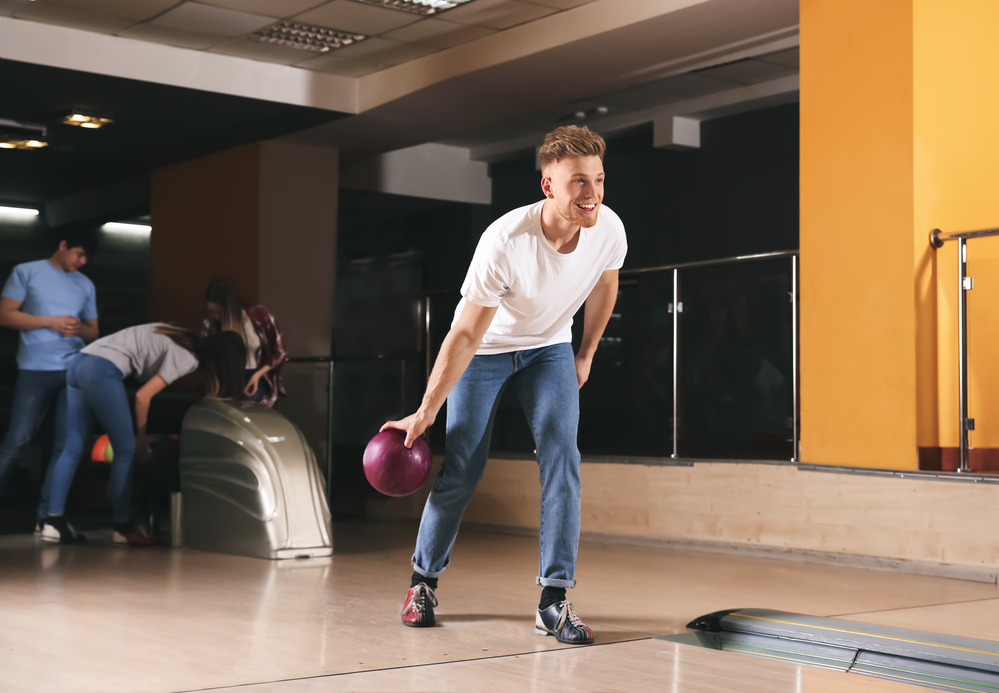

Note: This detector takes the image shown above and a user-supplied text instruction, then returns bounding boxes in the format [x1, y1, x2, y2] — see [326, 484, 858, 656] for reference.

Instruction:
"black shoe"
[401, 582, 437, 627]
[40, 517, 87, 544]
[535, 600, 594, 644]
[33, 519, 44, 537]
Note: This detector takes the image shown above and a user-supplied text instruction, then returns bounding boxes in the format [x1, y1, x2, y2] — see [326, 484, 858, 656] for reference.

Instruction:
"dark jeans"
[0, 369, 67, 519]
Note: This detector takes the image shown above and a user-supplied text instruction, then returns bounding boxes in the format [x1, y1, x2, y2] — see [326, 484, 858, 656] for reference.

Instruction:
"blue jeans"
[412, 343, 582, 588]
[48, 354, 136, 523]
[0, 369, 68, 519]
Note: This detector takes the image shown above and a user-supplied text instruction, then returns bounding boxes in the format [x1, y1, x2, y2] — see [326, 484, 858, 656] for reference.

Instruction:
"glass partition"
[576, 271, 674, 456]
[313, 251, 798, 473]
[676, 258, 794, 459]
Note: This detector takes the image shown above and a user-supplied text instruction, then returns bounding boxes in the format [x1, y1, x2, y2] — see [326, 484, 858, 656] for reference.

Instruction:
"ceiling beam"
[0, 17, 359, 114]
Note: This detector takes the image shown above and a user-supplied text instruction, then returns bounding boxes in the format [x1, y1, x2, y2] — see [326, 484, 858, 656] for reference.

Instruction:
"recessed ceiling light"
[250, 21, 366, 53]
[0, 135, 47, 150]
[102, 222, 152, 236]
[62, 113, 113, 129]
[0, 206, 40, 217]
[352, 0, 475, 15]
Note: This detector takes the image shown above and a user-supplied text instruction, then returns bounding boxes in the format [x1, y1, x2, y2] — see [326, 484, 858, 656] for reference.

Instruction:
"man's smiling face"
[543, 155, 604, 229]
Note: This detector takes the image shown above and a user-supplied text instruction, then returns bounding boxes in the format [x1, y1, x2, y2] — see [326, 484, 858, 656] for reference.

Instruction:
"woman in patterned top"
[203, 279, 287, 407]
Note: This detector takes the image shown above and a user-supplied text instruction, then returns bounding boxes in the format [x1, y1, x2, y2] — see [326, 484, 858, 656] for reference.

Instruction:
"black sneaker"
[535, 600, 594, 644]
[33, 519, 44, 537]
[401, 582, 437, 627]
[40, 517, 86, 544]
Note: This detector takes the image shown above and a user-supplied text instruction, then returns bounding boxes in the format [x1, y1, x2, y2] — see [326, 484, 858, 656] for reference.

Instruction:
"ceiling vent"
[250, 21, 367, 53]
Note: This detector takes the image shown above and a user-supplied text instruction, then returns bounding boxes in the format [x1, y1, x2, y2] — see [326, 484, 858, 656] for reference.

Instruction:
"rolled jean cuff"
[412, 559, 448, 579]
[536, 577, 576, 588]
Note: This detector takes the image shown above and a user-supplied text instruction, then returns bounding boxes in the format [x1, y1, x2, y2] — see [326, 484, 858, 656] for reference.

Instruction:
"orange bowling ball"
[91, 434, 113, 462]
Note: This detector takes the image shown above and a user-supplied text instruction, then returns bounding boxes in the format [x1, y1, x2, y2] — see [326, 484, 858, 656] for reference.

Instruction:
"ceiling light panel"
[62, 114, 113, 129]
[0, 206, 40, 217]
[102, 222, 151, 235]
[351, 0, 476, 16]
[251, 21, 367, 53]
[152, 3, 275, 37]
[0, 135, 47, 149]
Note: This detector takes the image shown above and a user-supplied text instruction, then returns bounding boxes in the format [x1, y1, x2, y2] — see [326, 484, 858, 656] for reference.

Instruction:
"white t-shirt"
[456, 200, 628, 355]
[243, 316, 260, 369]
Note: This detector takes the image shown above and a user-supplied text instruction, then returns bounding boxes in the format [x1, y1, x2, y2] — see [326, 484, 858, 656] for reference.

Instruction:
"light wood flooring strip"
[196, 639, 920, 693]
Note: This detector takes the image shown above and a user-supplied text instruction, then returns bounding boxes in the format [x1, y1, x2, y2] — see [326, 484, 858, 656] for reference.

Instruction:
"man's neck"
[540, 200, 580, 254]
[47, 255, 67, 272]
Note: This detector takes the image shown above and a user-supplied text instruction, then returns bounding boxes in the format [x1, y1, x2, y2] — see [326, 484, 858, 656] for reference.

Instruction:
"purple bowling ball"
[363, 429, 432, 497]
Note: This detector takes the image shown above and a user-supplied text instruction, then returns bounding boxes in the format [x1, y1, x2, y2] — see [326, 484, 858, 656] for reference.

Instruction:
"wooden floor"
[1, 519, 996, 693]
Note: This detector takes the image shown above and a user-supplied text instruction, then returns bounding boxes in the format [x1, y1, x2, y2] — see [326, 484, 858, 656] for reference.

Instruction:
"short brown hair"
[538, 126, 606, 174]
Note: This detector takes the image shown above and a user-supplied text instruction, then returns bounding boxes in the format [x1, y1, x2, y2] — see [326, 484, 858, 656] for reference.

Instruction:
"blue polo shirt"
[2, 259, 97, 371]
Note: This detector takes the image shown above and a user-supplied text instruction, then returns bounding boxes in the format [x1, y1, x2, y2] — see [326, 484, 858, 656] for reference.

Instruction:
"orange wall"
[913, 1, 999, 450]
[149, 143, 260, 328]
[802, 1, 999, 467]
[800, 0, 917, 468]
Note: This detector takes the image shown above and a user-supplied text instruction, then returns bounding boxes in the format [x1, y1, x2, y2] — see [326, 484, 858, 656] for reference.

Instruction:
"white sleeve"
[606, 223, 628, 271]
[460, 238, 510, 308]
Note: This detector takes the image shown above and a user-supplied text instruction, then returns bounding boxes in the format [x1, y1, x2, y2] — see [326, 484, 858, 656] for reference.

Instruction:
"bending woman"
[203, 279, 286, 407]
[41, 324, 245, 545]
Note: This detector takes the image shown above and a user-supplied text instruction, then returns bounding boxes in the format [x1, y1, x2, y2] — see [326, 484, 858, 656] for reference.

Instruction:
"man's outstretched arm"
[575, 269, 619, 388]
[381, 300, 498, 448]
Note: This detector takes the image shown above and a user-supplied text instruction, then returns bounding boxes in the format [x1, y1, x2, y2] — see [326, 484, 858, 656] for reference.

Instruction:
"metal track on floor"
[660, 608, 999, 692]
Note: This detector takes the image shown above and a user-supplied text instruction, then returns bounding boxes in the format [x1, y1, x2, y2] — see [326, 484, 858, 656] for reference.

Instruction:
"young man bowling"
[381, 125, 627, 643]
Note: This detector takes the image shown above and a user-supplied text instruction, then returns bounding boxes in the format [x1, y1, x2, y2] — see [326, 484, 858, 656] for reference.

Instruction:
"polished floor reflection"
[1, 520, 996, 693]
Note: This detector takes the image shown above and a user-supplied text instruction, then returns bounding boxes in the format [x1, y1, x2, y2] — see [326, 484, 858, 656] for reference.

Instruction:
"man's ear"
[58, 240, 68, 253]
[540, 176, 554, 199]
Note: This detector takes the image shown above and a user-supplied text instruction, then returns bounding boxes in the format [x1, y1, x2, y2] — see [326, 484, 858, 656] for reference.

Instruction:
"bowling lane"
[1, 520, 995, 693]
[189, 639, 920, 693]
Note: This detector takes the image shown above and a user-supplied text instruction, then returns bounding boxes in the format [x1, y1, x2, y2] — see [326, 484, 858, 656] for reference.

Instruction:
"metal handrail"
[620, 250, 798, 276]
[620, 251, 800, 462]
[929, 226, 999, 473]
[930, 227, 999, 247]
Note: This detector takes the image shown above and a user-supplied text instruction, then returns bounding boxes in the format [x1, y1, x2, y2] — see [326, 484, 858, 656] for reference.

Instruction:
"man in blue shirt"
[0, 227, 98, 542]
